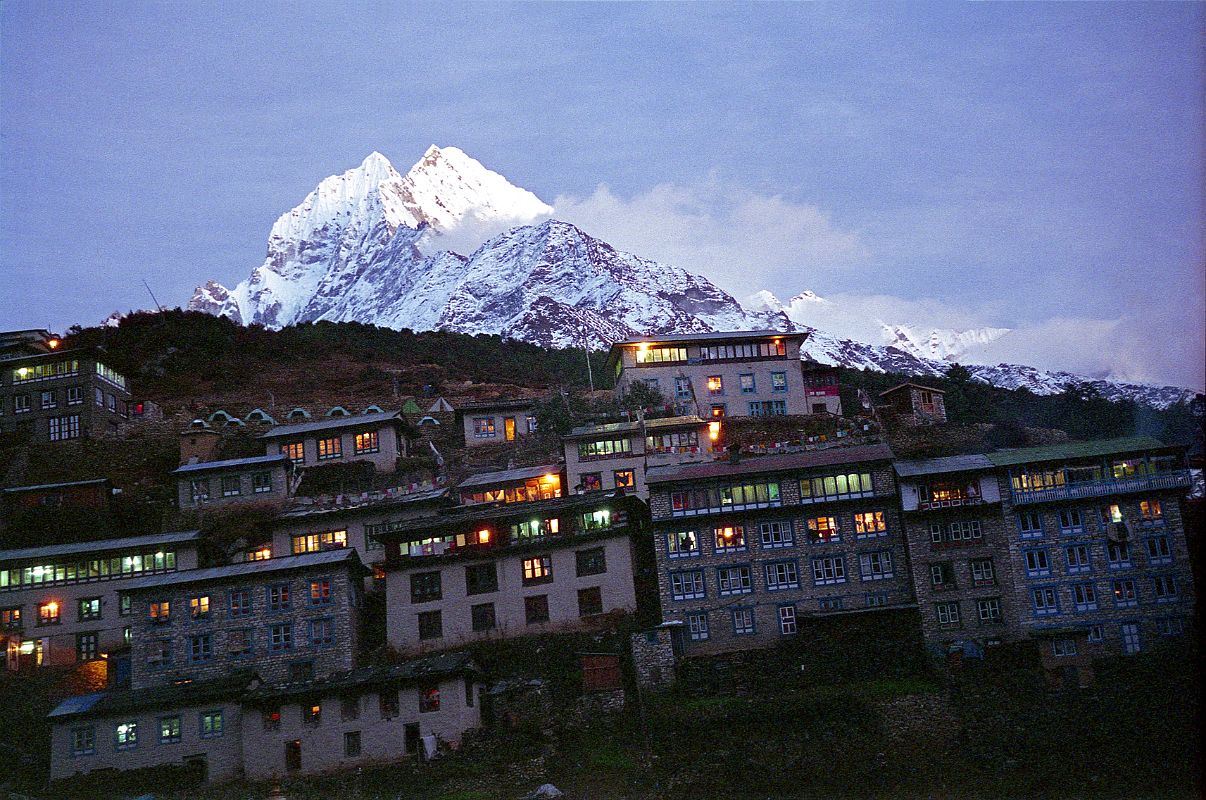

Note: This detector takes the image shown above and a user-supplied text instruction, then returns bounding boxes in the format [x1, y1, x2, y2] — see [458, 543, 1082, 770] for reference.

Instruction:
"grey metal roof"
[566, 415, 707, 439]
[3, 477, 111, 494]
[985, 436, 1172, 467]
[645, 443, 895, 484]
[118, 549, 365, 593]
[457, 464, 562, 490]
[276, 487, 450, 520]
[172, 453, 290, 475]
[243, 651, 478, 704]
[609, 329, 804, 347]
[878, 382, 945, 397]
[49, 672, 257, 721]
[0, 530, 201, 564]
[456, 398, 539, 412]
[894, 454, 995, 478]
[258, 410, 402, 440]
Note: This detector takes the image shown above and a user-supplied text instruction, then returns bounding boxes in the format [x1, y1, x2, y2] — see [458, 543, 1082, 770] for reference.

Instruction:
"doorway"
[285, 740, 302, 772]
[504, 417, 516, 441]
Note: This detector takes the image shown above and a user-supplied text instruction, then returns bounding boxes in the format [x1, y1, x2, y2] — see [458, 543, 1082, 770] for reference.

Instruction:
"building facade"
[378, 494, 648, 654]
[607, 330, 827, 419]
[646, 444, 914, 654]
[878, 383, 947, 426]
[0, 530, 201, 669]
[989, 438, 1195, 660]
[0, 340, 133, 442]
[895, 455, 1024, 658]
[563, 416, 714, 499]
[458, 399, 538, 447]
[259, 410, 408, 473]
[457, 464, 564, 506]
[173, 454, 293, 509]
[120, 549, 366, 689]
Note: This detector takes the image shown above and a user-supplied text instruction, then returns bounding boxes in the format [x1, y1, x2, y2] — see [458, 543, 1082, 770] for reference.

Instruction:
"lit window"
[354, 430, 380, 454]
[159, 716, 182, 744]
[714, 525, 745, 551]
[201, 711, 223, 739]
[707, 376, 724, 395]
[115, 721, 138, 751]
[420, 686, 440, 713]
[281, 442, 304, 464]
[37, 601, 60, 626]
[854, 512, 886, 537]
[317, 436, 342, 460]
[807, 516, 839, 543]
[189, 595, 211, 619]
[522, 556, 553, 585]
[309, 578, 332, 606]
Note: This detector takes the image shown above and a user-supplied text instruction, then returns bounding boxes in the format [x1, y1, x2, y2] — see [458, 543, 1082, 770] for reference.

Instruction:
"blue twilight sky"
[1, 3, 1202, 390]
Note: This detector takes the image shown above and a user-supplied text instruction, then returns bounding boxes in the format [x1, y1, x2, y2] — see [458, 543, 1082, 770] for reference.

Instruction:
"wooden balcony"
[1010, 471, 1192, 505]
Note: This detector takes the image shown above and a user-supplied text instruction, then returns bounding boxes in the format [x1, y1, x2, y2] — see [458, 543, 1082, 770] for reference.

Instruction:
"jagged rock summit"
[188, 147, 1198, 409]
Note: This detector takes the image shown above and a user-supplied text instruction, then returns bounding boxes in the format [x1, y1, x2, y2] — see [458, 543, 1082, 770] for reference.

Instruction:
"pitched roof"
[985, 436, 1174, 467]
[275, 487, 450, 521]
[457, 464, 562, 490]
[456, 398, 539, 412]
[565, 415, 707, 440]
[258, 410, 402, 440]
[645, 443, 895, 485]
[172, 453, 290, 475]
[878, 382, 945, 397]
[49, 672, 257, 721]
[372, 491, 645, 540]
[243, 651, 478, 704]
[609, 329, 804, 347]
[118, 549, 366, 593]
[3, 477, 111, 494]
[0, 530, 201, 563]
[894, 454, 995, 478]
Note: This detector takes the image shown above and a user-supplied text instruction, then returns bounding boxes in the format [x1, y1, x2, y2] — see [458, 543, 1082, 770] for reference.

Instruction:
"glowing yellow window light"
[477, 529, 491, 544]
[708, 421, 721, 441]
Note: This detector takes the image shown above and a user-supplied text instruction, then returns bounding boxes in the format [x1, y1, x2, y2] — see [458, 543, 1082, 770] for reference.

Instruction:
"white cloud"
[549, 180, 868, 295]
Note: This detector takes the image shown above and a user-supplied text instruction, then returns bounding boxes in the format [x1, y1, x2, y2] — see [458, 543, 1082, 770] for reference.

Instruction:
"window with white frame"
[969, 558, 994, 583]
[858, 551, 893, 580]
[936, 602, 960, 625]
[759, 520, 793, 548]
[667, 530, 700, 558]
[221, 475, 241, 497]
[1072, 583, 1097, 611]
[670, 571, 705, 600]
[686, 611, 709, 641]
[1032, 587, 1059, 616]
[765, 561, 799, 590]
[1051, 638, 1078, 657]
[812, 556, 846, 585]
[1065, 544, 1091, 574]
[976, 598, 1002, 623]
[732, 608, 755, 635]
[717, 566, 753, 596]
[778, 605, 797, 635]
[1087, 625, 1104, 643]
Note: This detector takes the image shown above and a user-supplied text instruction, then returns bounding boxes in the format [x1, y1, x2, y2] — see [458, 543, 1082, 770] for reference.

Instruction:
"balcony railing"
[917, 497, 983, 511]
[1011, 471, 1192, 505]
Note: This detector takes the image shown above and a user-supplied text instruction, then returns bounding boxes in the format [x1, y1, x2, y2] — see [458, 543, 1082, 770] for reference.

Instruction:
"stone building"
[266, 487, 451, 582]
[607, 330, 838, 418]
[894, 454, 1024, 659]
[457, 464, 564, 506]
[0, 330, 133, 442]
[878, 383, 947, 426]
[240, 652, 482, 779]
[120, 549, 367, 689]
[173, 454, 294, 509]
[377, 493, 649, 654]
[563, 415, 714, 499]
[0, 530, 201, 669]
[646, 444, 913, 654]
[259, 410, 409, 473]
[458, 398, 539, 447]
[987, 437, 1195, 661]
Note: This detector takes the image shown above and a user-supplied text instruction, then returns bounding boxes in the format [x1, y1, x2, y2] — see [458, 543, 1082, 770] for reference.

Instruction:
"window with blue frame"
[674, 376, 692, 401]
[670, 571, 705, 600]
[811, 556, 846, 585]
[686, 611, 709, 641]
[1111, 579, 1137, 607]
[269, 622, 293, 652]
[308, 618, 335, 646]
[1107, 541, 1132, 569]
[1072, 582, 1098, 611]
[308, 578, 332, 606]
[818, 597, 844, 612]
[865, 592, 887, 607]
[717, 566, 753, 596]
[770, 371, 788, 392]
[268, 583, 291, 611]
[748, 400, 787, 416]
[713, 525, 747, 553]
[778, 605, 797, 635]
[1058, 509, 1084, 534]
[739, 374, 756, 394]
[1065, 544, 1091, 575]
[1018, 511, 1043, 539]
[1138, 498, 1163, 526]
[1146, 536, 1172, 565]
[1155, 618, 1183, 636]
[1087, 625, 1104, 643]
[858, 551, 894, 580]
[1024, 549, 1051, 577]
[764, 561, 799, 590]
[732, 608, 755, 635]
[1031, 586, 1059, 616]
[667, 530, 700, 558]
[229, 589, 252, 617]
[759, 520, 794, 548]
[189, 634, 213, 663]
[1152, 575, 1178, 602]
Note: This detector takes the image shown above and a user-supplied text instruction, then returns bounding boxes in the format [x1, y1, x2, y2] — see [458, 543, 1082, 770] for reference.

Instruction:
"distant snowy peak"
[881, 323, 1012, 363]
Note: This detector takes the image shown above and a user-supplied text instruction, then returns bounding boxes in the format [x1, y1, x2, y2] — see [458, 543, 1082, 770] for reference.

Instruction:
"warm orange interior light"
[44, 601, 58, 614]
[542, 474, 558, 483]
[478, 529, 491, 544]
[47, 339, 61, 349]
[722, 528, 734, 539]
[708, 421, 721, 441]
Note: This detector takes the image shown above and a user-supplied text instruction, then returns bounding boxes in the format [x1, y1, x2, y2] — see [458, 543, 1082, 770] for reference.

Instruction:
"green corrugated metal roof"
[985, 436, 1171, 467]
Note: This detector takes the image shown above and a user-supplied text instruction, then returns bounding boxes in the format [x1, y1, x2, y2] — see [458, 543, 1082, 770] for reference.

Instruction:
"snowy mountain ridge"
[187, 148, 1198, 410]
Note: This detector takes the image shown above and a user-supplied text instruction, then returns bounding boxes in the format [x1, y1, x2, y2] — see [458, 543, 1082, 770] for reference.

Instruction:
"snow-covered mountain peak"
[398, 144, 553, 232]
[790, 290, 829, 305]
[882, 323, 1012, 363]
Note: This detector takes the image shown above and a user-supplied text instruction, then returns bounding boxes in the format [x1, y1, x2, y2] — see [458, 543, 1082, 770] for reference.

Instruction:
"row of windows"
[417, 587, 605, 639]
[1009, 456, 1181, 493]
[0, 387, 125, 419]
[146, 579, 334, 623]
[669, 553, 896, 600]
[669, 480, 782, 514]
[10, 359, 81, 384]
[928, 557, 996, 588]
[279, 431, 382, 464]
[683, 594, 889, 642]
[666, 512, 890, 557]
[0, 550, 178, 592]
[1016, 500, 1165, 540]
[1029, 576, 1182, 616]
[1022, 537, 1172, 578]
[934, 597, 1004, 626]
[699, 371, 790, 396]
[471, 415, 538, 438]
[410, 548, 606, 603]
[71, 711, 223, 756]
[189, 471, 275, 502]
[147, 619, 336, 666]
